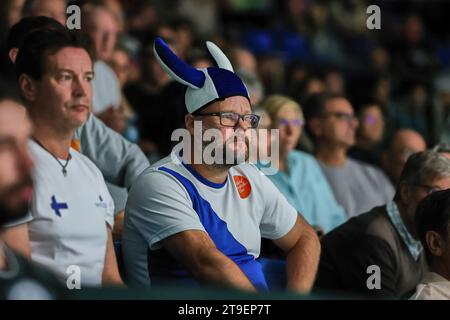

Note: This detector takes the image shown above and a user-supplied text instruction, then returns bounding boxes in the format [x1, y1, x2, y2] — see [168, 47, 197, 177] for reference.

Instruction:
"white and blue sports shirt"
[122, 154, 298, 289]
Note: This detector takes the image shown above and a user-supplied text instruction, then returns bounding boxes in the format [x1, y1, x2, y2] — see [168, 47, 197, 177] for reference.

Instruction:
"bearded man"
[122, 38, 320, 293]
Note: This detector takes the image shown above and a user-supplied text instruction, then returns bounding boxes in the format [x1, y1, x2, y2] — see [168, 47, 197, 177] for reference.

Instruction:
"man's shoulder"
[410, 272, 450, 300]
[289, 150, 322, 173]
[70, 147, 104, 178]
[322, 205, 392, 245]
[231, 162, 261, 175]
[348, 158, 389, 179]
[321, 205, 400, 275]
[352, 205, 395, 235]
[230, 163, 270, 187]
[130, 155, 191, 194]
[94, 60, 117, 78]
[348, 158, 394, 191]
[362, 206, 399, 239]
[290, 149, 316, 162]
[141, 154, 186, 177]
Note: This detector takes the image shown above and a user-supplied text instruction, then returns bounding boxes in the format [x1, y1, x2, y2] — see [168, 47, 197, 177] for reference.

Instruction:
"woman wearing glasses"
[258, 95, 347, 236]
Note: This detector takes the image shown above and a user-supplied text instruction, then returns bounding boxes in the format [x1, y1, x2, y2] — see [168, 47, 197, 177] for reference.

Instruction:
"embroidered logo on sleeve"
[95, 195, 108, 209]
[233, 175, 251, 199]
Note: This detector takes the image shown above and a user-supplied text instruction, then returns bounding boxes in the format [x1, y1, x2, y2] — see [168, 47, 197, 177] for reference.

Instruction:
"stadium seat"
[114, 241, 126, 280]
[257, 257, 287, 290]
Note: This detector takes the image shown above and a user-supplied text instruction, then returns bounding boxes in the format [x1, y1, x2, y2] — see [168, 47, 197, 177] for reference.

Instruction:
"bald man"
[381, 129, 427, 185]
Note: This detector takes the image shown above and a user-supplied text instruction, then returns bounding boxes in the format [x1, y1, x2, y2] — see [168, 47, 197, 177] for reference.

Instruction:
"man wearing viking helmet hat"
[122, 38, 320, 293]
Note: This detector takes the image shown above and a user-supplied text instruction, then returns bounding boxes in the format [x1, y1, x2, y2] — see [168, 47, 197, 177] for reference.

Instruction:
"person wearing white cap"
[122, 38, 320, 293]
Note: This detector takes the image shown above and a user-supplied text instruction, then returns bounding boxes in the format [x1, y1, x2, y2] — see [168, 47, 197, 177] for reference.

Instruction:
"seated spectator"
[235, 69, 265, 107]
[432, 143, 450, 160]
[304, 92, 394, 218]
[348, 102, 385, 167]
[433, 74, 450, 145]
[124, 43, 172, 158]
[2, 16, 149, 249]
[316, 151, 450, 298]
[259, 95, 346, 234]
[410, 189, 450, 299]
[381, 129, 426, 186]
[82, 3, 123, 126]
[0, 97, 65, 299]
[107, 44, 137, 138]
[388, 82, 432, 144]
[323, 68, 346, 96]
[5, 28, 122, 287]
[123, 38, 320, 293]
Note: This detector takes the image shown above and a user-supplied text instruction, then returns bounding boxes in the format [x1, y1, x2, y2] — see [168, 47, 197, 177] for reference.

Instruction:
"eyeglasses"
[278, 118, 304, 127]
[414, 184, 443, 195]
[364, 114, 381, 125]
[195, 112, 261, 128]
[321, 112, 357, 123]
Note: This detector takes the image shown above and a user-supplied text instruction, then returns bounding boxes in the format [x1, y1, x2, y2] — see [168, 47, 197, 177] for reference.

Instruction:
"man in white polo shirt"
[7, 28, 123, 287]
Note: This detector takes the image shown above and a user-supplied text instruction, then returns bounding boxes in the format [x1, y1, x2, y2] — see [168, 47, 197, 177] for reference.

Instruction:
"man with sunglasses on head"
[304, 92, 395, 218]
[316, 151, 450, 298]
[122, 38, 320, 293]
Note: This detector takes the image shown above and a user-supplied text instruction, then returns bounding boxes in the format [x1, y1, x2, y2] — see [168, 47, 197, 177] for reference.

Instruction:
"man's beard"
[0, 179, 33, 227]
[202, 135, 249, 168]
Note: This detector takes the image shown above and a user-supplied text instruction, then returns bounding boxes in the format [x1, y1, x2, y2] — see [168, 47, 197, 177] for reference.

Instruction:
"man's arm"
[76, 114, 149, 189]
[1, 223, 31, 258]
[162, 230, 257, 292]
[273, 215, 321, 294]
[102, 225, 124, 287]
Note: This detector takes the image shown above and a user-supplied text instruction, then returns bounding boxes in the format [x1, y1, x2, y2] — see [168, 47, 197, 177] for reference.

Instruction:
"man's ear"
[399, 181, 410, 204]
[426, 231, 444, 258]
[185, 113, 195, 135]
[308, 117, 322, 138]
[18, 74, 37, 102]
[8, 48, 19, 64]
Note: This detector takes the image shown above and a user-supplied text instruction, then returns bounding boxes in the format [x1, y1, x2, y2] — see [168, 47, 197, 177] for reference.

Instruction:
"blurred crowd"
[1, 0, 450, 300]
[2, 0, 450, 156]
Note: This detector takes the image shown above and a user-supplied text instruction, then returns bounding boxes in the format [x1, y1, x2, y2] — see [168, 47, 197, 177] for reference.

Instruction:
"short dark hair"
[302, 92, 347, 140]
[355, 101, 381, 116]
[15, 28, 95, 81]
[415, 189, 450, 264]
[302, 92, 347, 120]
[7, 16, 65, 52]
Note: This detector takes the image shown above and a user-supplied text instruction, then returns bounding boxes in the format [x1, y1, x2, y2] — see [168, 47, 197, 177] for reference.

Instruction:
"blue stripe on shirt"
[158, 166, 268, 290]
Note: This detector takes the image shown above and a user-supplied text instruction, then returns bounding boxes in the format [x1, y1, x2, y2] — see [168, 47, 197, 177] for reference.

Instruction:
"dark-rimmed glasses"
[195, 112, 261, 128]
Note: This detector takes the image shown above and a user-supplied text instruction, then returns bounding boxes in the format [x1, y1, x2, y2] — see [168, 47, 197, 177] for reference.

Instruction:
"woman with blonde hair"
[259, 95, 346, 234]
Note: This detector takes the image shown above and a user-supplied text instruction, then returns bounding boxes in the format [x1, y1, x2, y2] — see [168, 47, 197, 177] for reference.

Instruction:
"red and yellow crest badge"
[233, 175, 251, 199]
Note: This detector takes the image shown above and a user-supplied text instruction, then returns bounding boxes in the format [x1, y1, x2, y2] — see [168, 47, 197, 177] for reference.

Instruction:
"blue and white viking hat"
[153, 37, 250, 114]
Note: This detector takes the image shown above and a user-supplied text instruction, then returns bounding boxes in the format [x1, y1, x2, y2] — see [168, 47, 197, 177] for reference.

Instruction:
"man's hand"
[273, 215, 321, 294]
[162, 230, 257, 292]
